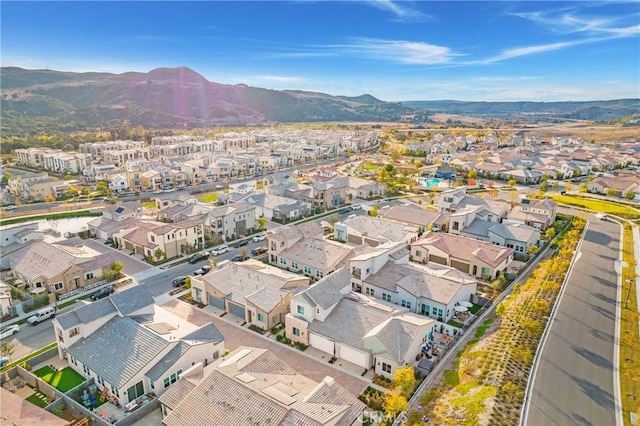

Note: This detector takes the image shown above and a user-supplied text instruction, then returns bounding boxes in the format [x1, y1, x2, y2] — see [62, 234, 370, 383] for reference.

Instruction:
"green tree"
[111, 261, 123, 278]
[544, 228, 556, 240]
[605, 188, 617, 197]
[385, 163, 395, 173]
[370, 205, 379, 217]
[392, 366, 416, 398]
[153, 248, 166, 262]
[527, 245, 540, 255]
[508, 179, 517, 187]
[624, 191, 636, 200]
[467, 169, 478, 179]
[1, 342, 16, 362]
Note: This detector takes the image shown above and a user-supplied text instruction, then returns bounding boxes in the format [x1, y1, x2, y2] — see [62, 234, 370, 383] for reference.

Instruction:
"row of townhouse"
[7, 171, 74, 201]
[15, 148, 91, 174]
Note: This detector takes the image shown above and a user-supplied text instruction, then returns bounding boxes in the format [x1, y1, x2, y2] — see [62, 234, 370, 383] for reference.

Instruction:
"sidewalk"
[633, 225, 640, 340]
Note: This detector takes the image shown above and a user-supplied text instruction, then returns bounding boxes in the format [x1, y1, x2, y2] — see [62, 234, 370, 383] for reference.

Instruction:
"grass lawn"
[550, 195, 640, 219]
[26, 391, 49, 408]
[198, 193, 219, 203]
[468, 303, 482, 314]
[141, 201, 156, 209]
[362, 164, 380, 171]
[34, 366, 85, 392]
[448, 319, 464, 328]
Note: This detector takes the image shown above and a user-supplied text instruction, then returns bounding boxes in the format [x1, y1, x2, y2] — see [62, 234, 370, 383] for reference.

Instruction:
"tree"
[385, 163, 394, 173]
[508, 179, 517, 187]
[624, 191, 636, 200]
[44, 193, 56, 203]
[605, 188, 617, 197]
[527, 245, 540, 255]
[258, 216, 267, 230]
[578, 183, 588, 192]
[0, 342, 16, 362]
[209, 257, 218, 269]
[370, 205, 379, 217]
[565, 181, 572, 192]
[111, 261, 123, 278]
[383, 389, 408, 415]
[392, 366, 416, 398]
[239, 247, 248, 260]
[467, 169, 478, 179]
[153, 248, 166, 262]
[544, 228, 556, 240]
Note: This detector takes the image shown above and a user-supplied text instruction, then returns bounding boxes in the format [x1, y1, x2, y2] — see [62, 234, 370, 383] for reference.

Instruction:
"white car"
[210, 245, 229, 256]
[350, 204, 362, 210]
[0, 324, 20, 340]
[595, 213, 607, 220]
[252, 233, 267, 242]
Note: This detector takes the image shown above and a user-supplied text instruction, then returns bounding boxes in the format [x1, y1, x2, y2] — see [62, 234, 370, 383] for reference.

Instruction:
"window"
[415, 250, 422, 257]
[382, 363, 392, 373]
[366, 288, 375, 296]
[150, 235, 155, 242]
[52, 282, 63, 291]
[257, 313, 265, 322]
[86, 272, 94, 280]
[83, 364, 90, 375]
[213, 351, 220, 360]
[401, 300, 412, 309]
[150, 380, 155, 390]
[291, 261, 298, 270]
[315, 270, 324, 278]
[97, 375, 104, 386]
[382, 293, 391, 302]
[292, 327, 301, 337]
[303, 266, 312, 275]
[177, 369, 182, 378]
[280, 258, 287, 265]
[70, 327, 79, 337]
[297, 305, 305, 315]
[194, 288, 202, 302]
[432, 307, 438, 315]
[113, 386, 119, 397]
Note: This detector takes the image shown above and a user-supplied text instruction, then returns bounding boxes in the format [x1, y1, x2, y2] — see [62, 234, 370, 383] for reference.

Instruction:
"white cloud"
[338, 37, 457, 64]
[362, 0, 430, 21]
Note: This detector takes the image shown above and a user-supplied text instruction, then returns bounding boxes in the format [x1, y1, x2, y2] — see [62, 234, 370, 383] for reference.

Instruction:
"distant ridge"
[0, 66, 421, 135]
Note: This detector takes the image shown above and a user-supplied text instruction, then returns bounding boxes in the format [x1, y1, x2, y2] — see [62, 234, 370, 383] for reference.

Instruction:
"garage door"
[228, 301, 245, 319]
[338, 344, 370, 368]
[208, 295, 225, 310]
[309, 332, 334, 355]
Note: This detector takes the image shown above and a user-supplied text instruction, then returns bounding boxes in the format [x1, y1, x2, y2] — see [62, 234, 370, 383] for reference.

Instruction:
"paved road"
[524, 214, 621, 426]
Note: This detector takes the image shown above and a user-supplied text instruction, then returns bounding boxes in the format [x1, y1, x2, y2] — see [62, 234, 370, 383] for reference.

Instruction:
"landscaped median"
[1, 342, 57, 372]
[0, 209, 103, 226]
[407, 218, 586, 425]
[550, 194, 640, 220]
[620, 223, 639, 426]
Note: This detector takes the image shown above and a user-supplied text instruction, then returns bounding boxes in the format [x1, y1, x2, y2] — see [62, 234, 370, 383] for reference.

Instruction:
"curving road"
[523, 214, 621, 426]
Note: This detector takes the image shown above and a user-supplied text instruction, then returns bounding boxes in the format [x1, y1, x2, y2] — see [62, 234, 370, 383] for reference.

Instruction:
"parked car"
[252, 233, 267, 242]
[339, 207, 351, 214]
[27, 307, 56, 325]
[595, 213, 607, 220]
[172, 276, 188, 287]
[189, 251, 210, 264]
[0, 324, 20, 340]
[194, 265, 212, 275]
[350, 204, 362, 210]
[90, 286, 114, 301]
[251, 246, 268, 256]
[0, 356, 9, 367]
[210, 245, 229, 256]
[231, 254, 247, 262]
[233, 240, 249, 248]
[3, 205, 17, 211]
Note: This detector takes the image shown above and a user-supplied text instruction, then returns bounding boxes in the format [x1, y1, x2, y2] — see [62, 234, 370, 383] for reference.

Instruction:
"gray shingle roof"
[111, 285, 154, 316]
[303, 268, 351, 310]
[156, 379, 196, 410]
[146, 342, 190, 382]
[67, 316, 168, 388]
[181, 323, 225, 344]
[56, 298, 118, 330]
[308, 298, 391, 348]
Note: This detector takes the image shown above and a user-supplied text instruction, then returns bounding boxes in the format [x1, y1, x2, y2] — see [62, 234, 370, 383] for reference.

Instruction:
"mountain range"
[1, 66, 637, 135]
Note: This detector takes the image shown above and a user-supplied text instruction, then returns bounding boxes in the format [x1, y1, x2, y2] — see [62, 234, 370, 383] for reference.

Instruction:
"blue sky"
[2, 1, 639, 101]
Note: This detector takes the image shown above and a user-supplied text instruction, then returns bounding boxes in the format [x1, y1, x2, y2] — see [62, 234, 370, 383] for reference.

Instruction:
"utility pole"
[624, 279, 633, 309]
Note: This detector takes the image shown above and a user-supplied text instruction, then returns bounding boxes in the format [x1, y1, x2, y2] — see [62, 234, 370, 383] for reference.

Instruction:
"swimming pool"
[425, 178, 440, 188]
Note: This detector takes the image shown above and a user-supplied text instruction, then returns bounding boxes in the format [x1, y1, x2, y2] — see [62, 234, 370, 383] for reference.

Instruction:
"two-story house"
[507, 198, 557, 231]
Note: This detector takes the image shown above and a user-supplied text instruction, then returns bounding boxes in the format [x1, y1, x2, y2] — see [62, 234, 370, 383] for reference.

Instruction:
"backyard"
[34, 366, 85, 392]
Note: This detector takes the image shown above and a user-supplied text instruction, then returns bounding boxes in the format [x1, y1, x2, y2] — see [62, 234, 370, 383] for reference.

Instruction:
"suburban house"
[344, 176, 387, 200]
[158, 346, 365, 425]
[438, 188, 510, 221]
[190, 259, 309, 329]
[202, 201, 258, 241]
[112, 218, 205, 260]
[507, 198, 558, 231]
[350, 242, 478, 323]
[0, 281, 14, 317]
[410, 232, 514, 280]
[0, 223, 45, 269]
[286, 270, 436, 378]
[458, 220, 540, 256]
[503, 169, 545, 184]
[108, 175, 130, 194]
[53, 285, 225, 407]
[377, 202, 446, 233]
[245, 192, 309, 221]
[8, 239, 116, 295]
[588, 175, 640, 198]
[154, 192, 199, 210]
[333, 214, 419, 247]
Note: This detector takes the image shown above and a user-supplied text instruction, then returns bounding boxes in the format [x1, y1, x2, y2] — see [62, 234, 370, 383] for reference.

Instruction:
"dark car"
[339, 207, 351, 214]
[194, 265, 212, 275]
[231, 254, 247, 262]
[90, 286, 114, 301]
[251, 246, 268, 256]
[189, 251, 210, 264]
[233, 240, 249, 248]
[172, 276, 188, 287]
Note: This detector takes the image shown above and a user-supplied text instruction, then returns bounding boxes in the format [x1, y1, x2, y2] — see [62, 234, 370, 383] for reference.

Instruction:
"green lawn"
[550, 195, 640, 219]
[141, 201, 156, 209]
[26, 391, 50, 408]
[198, 193, 219, 203]
[34, 366, 85, 392]
[468, 303, 482, 314]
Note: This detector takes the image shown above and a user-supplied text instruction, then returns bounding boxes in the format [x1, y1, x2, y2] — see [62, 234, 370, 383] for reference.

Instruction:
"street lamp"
[624, 279, 633, 309]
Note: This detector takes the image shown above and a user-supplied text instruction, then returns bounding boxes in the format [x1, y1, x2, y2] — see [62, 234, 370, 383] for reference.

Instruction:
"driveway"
[84, 239, 151, 275]
[159, 299, 368, 396]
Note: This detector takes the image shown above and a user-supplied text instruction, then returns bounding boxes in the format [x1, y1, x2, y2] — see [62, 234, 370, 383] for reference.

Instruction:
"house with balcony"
[349, 242, 477, 323]
[191, 259, 309, 329]
[53, 285, 225, 408]
[410, 232, 514, 280]
[202, 201, 257, 241]
[8, 239, 116, 295]
[285, 268, 436, 378]
[158, 346, 365, 426]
